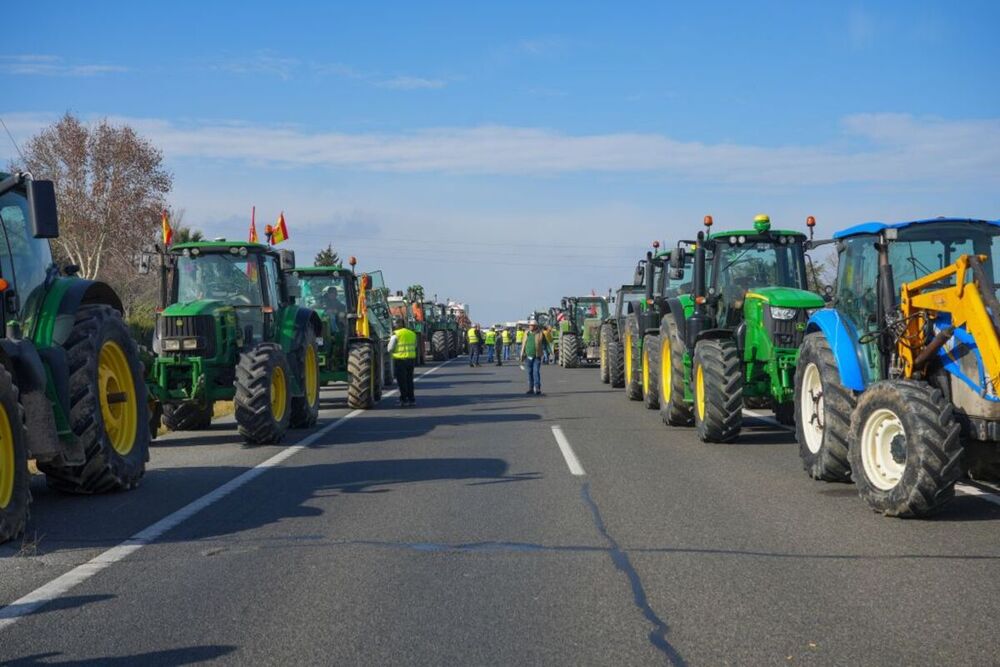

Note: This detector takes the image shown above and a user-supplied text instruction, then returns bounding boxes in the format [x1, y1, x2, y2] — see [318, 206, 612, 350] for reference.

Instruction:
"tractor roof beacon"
[0, 172, 151, 545]
[797, 217, 1000, 516]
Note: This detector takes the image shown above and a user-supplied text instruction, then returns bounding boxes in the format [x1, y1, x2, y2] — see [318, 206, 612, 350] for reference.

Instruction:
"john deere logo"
[795, 322, 807, 331]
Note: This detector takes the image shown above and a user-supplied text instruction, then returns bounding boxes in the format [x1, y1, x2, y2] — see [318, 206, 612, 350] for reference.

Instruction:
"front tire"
[849, 380, 962, 517]
[0, 367, 29, 544]
[624, 318, 642, 401]
[608, 337, 625, 388]
[794, 333, 853, 481]
[290, 329, 321, 429]
[41, 305, 149, 493]
[599, 325, 611, 384]
[347, 343, 378, 409]
[561, 333, 580, 368]
[642, 334, 660, 410]
[431, 331, 448, 361]
[693, 339, 743, 443]
[162, 401, 214, 431]
[235, 343, 292, 445]
[659, 320, 693, 426]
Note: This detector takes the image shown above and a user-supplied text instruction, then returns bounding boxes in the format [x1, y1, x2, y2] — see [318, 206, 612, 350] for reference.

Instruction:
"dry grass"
[213, 400, 235, 418]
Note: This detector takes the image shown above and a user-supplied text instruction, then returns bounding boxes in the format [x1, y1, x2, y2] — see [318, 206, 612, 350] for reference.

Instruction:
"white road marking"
[551, 425, 586, 476]
[0, 359, 451, 631]
[742, 410, 1000, 508]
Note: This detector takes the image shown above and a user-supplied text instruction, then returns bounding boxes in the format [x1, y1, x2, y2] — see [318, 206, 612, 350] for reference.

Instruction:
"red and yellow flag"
[268, 212, 289, 245]
[161, 209, 173, 246]
[249, 205, 258, 243]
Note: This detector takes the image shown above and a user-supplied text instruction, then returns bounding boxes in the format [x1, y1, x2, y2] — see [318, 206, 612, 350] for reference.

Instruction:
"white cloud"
[376, 76, 447, 90]
[0, 55, 128, 76]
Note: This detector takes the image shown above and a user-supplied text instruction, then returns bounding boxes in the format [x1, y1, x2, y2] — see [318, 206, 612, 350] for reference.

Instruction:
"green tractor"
[622, 243, 695, 407]
[389, 286, 427, 366]
[556, 296, 609, 368]
[147, 240, 322, 445]
[663, 215, 824, 442]
[293, 262, 393, 409]
[600, 285, 645, 387]
[0, 173, 151, 544]
[424, 301, 457, 361]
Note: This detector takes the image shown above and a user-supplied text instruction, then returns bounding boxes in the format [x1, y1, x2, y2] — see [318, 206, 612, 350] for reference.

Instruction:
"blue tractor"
[795, 218, 1000, 516]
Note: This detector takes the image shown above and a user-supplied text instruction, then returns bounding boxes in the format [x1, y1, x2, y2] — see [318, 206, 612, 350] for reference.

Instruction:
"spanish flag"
[249, 206, 258, 243]
[161, 209, 173, 246]
[269, 212, 289, 245]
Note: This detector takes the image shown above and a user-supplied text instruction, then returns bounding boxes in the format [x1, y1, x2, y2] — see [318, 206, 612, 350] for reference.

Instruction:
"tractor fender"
[0, 338, 63, 459]
[694, 328, 733, 344]
[804, 310, 868, 391]
[275, 306, 322, 353]
[35, 277, 124, 348]
[662, 298, 688, 349]
[0, 338, 47, 394]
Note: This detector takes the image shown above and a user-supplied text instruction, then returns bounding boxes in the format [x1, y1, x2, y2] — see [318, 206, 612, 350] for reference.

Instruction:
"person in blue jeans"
[519, 322, 550, 395]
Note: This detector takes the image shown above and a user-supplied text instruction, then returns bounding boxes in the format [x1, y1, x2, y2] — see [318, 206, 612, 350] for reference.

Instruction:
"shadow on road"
[321, 412, 542, 446]
[5, 645, 237, 666]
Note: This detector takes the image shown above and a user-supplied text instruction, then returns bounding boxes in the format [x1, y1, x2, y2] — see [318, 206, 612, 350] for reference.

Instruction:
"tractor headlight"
[770, 307, 797, 320]
[182, 338, 200, 350]
[163, 339, 181, 352]
[316, 338, 325, 347]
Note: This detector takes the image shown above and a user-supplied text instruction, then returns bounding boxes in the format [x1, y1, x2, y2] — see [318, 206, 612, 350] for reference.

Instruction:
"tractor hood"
[746, 287, 824, 309]
[162, 299, 233, 317]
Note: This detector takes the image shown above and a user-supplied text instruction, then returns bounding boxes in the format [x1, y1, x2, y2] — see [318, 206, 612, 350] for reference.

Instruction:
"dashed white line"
[0, 359, 452, 631]
[551, 425, 586, 476]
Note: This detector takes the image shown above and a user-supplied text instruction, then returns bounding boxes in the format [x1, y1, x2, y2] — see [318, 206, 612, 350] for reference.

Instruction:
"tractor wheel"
[381, 340, 394, 388]
[849, 380, 962, 517]
[599, 325, 612, 383]
[608, 337, 625, 389]
[642, 334, 660, 410]
[561, 333, 580, 369]
[446, 331, 457, 358]
[290, 328, 321, 429]
[235, 343, 292, 445]
[624, 317, 643, 401]
[0, 366, 29, 545]
[659, 320, 693, 426]
[41, 305, 149, 494]
[347, 343, 378, 409]
[162, 401, 214, 431]
[693, 338, 743, 443]
[431, 331, 448, 361]
[794, 333, 853, 482]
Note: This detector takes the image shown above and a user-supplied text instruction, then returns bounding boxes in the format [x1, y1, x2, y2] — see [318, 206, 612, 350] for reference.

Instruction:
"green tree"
[173, 226, 204, 244]
[314, 243, 341, 266]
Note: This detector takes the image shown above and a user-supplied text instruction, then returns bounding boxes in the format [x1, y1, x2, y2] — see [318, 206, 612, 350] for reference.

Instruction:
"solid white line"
[0, 358, 452, 631]
[551, 425, 586, 476]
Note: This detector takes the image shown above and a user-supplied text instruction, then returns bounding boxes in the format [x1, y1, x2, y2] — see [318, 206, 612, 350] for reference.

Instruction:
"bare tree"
[14, 113, 172, 282]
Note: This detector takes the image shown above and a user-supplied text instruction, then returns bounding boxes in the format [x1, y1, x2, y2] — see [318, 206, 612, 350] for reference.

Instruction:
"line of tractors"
[556, 213, 1000, 518]
[0, 171, 472, 545]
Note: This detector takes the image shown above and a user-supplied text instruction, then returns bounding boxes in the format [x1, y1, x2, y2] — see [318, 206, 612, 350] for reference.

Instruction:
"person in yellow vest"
[515, 327, 525, 358]
[502, 327, 513, 361]
[468, 324, 482, 367]
[485, 326, 497, 364]
[388, 317, 417, 407]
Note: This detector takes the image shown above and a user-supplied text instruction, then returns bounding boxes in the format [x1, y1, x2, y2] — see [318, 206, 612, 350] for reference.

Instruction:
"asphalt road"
[1, 356, 998, 666]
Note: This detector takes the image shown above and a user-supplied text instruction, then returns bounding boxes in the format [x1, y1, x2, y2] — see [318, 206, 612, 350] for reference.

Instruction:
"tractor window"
[664, 255, 695, 297]
[261, 255, 281, 307]
[836, 235, 880, 332]
[889, 222, 1000, 291]
[575, 301, 606, 322]
[0, 192, 54, 316]
[175, 253, 264, 306]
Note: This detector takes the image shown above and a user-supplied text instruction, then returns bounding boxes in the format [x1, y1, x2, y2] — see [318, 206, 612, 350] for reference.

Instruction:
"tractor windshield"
[889, 222, 1000, 289]
[712, 239, 807, 296]
[175, 253, 263, 306]
[0, 191, 54, 316]
[299, 274, 349, 332]
[575, 300, 607, 322]
[618, 289, 644, 316]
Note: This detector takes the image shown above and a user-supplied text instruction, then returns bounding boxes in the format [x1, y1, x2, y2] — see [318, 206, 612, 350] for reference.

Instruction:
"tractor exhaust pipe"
[912, 326, 954, 374]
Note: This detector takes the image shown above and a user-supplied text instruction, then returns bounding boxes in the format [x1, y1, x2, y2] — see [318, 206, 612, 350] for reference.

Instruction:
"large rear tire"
[41, 305, 149, 493]
[624, 317, 643, 401]
[0, 367, 29, 545]
[642, 333, 660, 410]
[659, 320, 693, 426]
[347, 343, 378, 409]
[794, 333, 853, 481]
[431, 331, 448, 361]
[561, 333, 580, 369]
[608, 336, 625, 389]
[235, 343, 292, 445]
[693, 338, 743, 443]
[849, 380, 962, 517]
[290, 329, 321, 429]
[162, 401, 214, 431]
[599, 325, 611, 383]
[446, 331, 457, 358]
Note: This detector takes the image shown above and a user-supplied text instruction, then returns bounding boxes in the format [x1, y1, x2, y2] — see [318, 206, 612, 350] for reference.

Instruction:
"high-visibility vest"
[467, 327, 480, 344]
[502, 330, 511, 344]
[485, 330, 496, 345]
[392, 328, 417, 360]
[516, 330, 524, 343]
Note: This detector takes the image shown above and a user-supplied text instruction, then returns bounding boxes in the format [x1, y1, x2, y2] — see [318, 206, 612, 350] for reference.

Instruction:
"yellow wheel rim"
[624, 332, 633, 385]
[99, 341, 138, 456]
[600, 338, 606, 367]
[304, 344, 318, 406]
[661, 337, 671, 405]
[0, 402, 14, 509]
[271, 365, 287, 422]
[695, 363, 706, 421]
[642, 346, 649, 395]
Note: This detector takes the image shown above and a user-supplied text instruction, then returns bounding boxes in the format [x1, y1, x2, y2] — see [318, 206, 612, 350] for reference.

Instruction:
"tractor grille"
[764, 309, 808, 348]
[157, 315, 217, 357]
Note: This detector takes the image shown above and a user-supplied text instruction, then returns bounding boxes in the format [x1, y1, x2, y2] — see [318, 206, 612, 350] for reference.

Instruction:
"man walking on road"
[502, 327, 512, 361]
[520, 322, 550, 395]
[485, 326, 496, 364]
[468, 324, 482, 367]
[388, 317, 417, 406]
[493, 327, 504, 366]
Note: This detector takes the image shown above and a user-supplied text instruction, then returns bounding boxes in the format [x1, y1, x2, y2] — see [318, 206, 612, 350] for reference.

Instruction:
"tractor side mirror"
[668, 267, 684, 281]
[633, 262, 645, 286]
[27, 179, 59, 239]
[822, 284, 834, 302]
[278, 249, 296, 271]
[285, 280, 301, 300]
[669, 247, 686, 270]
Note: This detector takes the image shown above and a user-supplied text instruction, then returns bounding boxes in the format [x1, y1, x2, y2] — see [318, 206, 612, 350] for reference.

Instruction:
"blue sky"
[4, 1, 999, 322]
